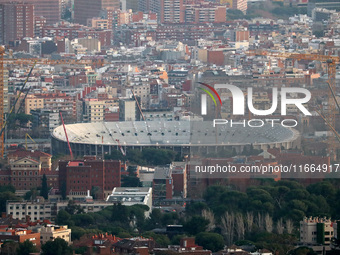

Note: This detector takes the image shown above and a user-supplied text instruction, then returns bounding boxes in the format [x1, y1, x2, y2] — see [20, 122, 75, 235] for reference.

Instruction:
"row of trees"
[2, 238, 72, 255]
[105, 148, 180, 166]
[200, 180, 340, 220]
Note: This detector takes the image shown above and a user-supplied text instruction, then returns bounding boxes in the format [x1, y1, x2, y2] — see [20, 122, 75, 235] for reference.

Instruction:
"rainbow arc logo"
[197, 82, 222, 115]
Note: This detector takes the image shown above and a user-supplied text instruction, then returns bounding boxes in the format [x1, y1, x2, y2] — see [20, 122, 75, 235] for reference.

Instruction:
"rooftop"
[52, 121, 298, 146]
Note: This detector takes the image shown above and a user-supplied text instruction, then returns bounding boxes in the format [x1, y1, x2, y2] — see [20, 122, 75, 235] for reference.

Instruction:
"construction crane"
[0, 47, 106, 158]
[0, 47, 4, 158]
[115, 139, 126, 156]
[25, 133, 36, 150]
[314, 107, 340, 143]
[130, 88, 145, 121]
[247, 49, 340, 159]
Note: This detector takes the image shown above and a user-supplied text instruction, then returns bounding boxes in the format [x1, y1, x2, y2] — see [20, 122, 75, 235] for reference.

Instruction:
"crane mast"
[0, 47, 4, 158]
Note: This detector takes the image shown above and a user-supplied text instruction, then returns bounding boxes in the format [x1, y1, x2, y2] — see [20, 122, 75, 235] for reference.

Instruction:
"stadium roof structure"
[52, 121, 299, 147]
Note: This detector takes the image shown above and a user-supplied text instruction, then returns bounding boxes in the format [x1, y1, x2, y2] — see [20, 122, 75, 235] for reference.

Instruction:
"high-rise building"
[125, 0, 139, 12]
[160, 0, 184, 23]
[0, 2, 34, 45]
[119, 98, 140, 121]
[34, 16, 47, 37]
[0, 0, 61, 25]
[29, 0, 61, 24]
[74, 0, 120, 25]
[138, 0, 160, 15]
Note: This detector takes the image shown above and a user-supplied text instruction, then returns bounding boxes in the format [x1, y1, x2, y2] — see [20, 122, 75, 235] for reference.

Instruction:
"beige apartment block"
[25, 95, 44, 114]
[40, 225, 71, 244]
[84, 100, 105, 122]
[300, 217, 334, 245]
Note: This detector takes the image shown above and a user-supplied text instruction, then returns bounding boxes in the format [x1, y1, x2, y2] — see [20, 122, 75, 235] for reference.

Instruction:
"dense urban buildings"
[1, 0, 340, 254]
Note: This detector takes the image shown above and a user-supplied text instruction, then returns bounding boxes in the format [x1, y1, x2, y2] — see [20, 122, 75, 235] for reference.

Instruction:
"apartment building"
[6, 200, 55, 221]
[58, 156, 121, 200]
[83, 99, 105, 122]
[0, 228, 40, 247]
[132, 84, 150, 109]
[300, 217, 334, 245]
[160, 0, 185, 23]
[87, 18, 110, 30]
[0, 2, 34, 45]
[119, 99, 140, 121]
[7, 200, 120, 221]
[31, 109, 60, 137]
[184, 3, 226, 23]
[39, 225, 71, 244]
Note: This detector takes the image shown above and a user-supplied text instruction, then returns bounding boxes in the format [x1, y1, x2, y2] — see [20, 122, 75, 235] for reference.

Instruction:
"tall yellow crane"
[0, 46, 106, 158]
[25, 133, 36, 150]
[247, 49, 340, 160]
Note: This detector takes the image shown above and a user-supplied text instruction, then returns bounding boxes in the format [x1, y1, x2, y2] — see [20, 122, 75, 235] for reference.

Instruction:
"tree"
[202, 209, 215, 232]
[24, 188, 38, 201]
[121, 175, 141, 187]
[264, 213, 273, 233]
[65, 200, 84, 215]
[41, 238, 73, 255]
[56, 210, 74, 226]
[143, 232, 171, 247]
[289, 247, 317, 255]
[227, 9, 245, 20]
[195, 232, 224, 252]
[141, 148, 177, 165]
[147, 208, 163, 229]
[71, 226, 86, 240]
[0, 185, 15, 193]
[235, 213, 245, 240]
[91, 186, 101, 200]
[0, 191, 20, 213]
[111, 202, 129, 225]
[185, 202, 208, 217]
[40, 174, 49, 199]
[286, 219, 294, 234]
[2, 241, 19, 255]
[184, 216, 209, 235]
[246, 211, 254, 233]
[221, 212, 235, 245]
[17, 240, 38, 255]
[276, 218, 284, 234]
